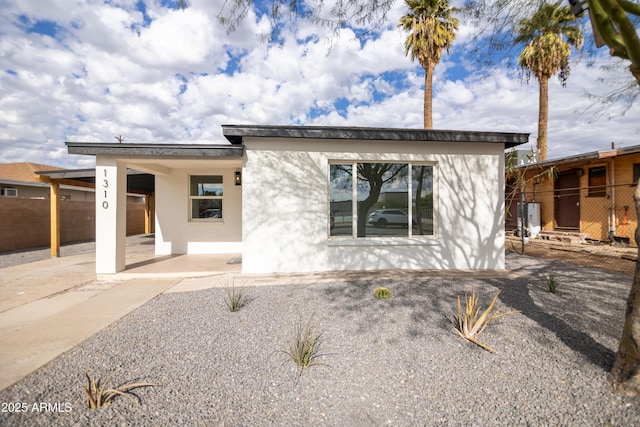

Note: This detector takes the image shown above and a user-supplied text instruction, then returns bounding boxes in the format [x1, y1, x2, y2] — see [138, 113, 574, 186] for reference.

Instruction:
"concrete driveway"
[0, 235, 240, 392]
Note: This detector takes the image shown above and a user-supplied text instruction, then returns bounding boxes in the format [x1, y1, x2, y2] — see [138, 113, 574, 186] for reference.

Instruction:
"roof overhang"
[222, 124, 529, 149]
[66, 142, 243, 158]
[515, 144, 640, 171]
[36, 168, 155, 193]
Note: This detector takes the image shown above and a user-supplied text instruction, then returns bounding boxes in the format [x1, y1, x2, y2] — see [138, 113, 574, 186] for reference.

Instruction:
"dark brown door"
[505, 178, 519, 230]
[554, 171, 580, 229]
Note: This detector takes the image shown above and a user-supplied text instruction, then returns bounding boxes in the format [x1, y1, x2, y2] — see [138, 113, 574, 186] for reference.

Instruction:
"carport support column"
[50, 181, 60, 257]
[95, 158, 127, 274]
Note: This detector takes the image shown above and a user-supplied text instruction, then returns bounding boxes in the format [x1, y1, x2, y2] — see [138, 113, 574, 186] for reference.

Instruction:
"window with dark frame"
[588, 166, 606, 197]
[329, 162, 434, 238]
[633, 163, 640, 185]
[189, 175, 223, 220]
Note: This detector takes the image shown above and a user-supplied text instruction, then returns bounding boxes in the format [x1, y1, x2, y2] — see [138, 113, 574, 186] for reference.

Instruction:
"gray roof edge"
[37, 168, 150, 179]
[66, 142, 243, 157]
[221, 124, 529, 147]
[516, 143, 640, 169]
[0, 178, 49, 187]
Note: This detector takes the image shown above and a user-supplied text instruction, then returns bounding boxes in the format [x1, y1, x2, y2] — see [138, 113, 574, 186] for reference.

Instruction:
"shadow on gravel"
[319, 259, 627, 372]
[491, 256, 631, 371]
[319, 278, 483, 342]
[490, 277, 616, 371]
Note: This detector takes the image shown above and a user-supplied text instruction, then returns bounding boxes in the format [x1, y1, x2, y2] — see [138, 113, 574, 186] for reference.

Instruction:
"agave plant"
[84, 369, 159, 408]
[452, 287, 520, 354]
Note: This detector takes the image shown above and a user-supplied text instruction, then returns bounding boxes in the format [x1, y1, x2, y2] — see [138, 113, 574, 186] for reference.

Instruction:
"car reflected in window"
[368, 209, 409, 228]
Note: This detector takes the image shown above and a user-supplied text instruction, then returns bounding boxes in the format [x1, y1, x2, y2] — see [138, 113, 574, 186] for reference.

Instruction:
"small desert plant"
[284, 314, 323, 373]
[373, 287, 392, 300]
[224, 285, 247, 312]
[84, 369, 159, 408]
[452, 287, 520, 354]
[544, 273, 558, 294]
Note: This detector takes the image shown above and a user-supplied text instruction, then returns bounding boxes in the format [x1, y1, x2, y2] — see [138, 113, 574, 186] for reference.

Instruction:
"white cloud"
[0, 0, 638, 169]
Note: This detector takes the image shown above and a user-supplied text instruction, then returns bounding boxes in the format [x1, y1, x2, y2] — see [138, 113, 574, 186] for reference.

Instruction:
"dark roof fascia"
[36, 168, 149, 180]
[515, 143, 640, 171]
[65, 142, 243, 158]
[0, 178, 48, 187]
[221, 124, 529, 148]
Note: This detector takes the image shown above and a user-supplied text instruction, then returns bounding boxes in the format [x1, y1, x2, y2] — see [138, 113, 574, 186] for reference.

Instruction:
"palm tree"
[515, 1, 583, 161]
[398, 0, 459, 129]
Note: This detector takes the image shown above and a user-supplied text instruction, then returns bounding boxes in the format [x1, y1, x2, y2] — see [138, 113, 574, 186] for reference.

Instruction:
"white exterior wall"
[242, 138, 505, 273]
[155, 167, 242, 254]
[95, 157, 127, 273]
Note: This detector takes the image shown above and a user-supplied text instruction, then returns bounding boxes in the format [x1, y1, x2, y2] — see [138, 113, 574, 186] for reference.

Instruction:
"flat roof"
[221, 124, 529, 148]
[66, 142, 243, 158]
[37, 168, 155, 193]
[515, 143, 640, 170]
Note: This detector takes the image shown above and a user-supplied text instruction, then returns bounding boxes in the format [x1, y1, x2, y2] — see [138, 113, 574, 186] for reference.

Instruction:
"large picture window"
[190, 175, 223, 220]
[329, 162, 434, 238]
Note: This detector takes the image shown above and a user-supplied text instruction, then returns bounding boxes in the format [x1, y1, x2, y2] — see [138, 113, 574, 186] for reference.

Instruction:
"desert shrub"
[224, 285, 247, 312]
[544, 273, 558, 294]
[284, 314, 323, 374]
[452, 287, 520, 354]
[84, 369, 159, 408]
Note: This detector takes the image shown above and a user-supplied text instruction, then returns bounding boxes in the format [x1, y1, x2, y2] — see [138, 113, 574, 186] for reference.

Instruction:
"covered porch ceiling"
[58, 142, 244, 190]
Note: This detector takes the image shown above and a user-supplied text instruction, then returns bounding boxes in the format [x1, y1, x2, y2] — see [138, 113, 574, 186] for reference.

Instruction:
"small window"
[189, 175, 223, 220]
[633, 163, 640, 185]
[588, 166, 606, 197]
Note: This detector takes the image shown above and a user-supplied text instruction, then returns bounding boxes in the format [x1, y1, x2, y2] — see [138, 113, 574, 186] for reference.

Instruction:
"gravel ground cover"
[1, 252, 639, 426]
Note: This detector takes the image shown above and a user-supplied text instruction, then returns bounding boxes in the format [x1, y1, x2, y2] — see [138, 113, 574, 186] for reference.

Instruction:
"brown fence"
[0, 198, 145, 253]
[506, 183, 638, 276]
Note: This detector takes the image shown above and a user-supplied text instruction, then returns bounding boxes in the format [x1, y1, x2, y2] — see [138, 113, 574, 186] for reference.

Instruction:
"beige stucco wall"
[0, 183, 96, 200]
[516, 153, 639, 245]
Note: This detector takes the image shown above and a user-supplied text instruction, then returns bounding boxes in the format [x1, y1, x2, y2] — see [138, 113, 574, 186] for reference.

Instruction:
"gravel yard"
[1, 252, 639, 426]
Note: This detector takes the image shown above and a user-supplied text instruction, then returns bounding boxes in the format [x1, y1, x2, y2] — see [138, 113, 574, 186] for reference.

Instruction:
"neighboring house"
[0, 162, 93, 200]
[507, 144, 640, 247]
[0, 162, 145, 202]
[66, 125, 527, 274]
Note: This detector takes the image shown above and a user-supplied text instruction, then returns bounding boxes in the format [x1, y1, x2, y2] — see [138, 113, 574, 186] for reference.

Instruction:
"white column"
[95, 157, 127, 273]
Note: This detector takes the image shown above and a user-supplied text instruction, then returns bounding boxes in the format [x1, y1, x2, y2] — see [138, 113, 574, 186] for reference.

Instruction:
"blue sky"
[0, 0, 638, 169]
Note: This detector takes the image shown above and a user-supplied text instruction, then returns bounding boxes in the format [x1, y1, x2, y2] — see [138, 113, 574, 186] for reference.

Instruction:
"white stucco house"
[66, 125, 527, 274]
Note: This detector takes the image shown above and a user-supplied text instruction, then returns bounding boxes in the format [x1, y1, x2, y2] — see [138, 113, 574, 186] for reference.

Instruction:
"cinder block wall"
[0, 198, 50, 252]
[60, 200, 94, 244]
[0, 198, 145, 252]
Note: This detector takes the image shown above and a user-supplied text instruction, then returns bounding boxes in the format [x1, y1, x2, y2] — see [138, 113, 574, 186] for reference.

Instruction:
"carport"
[35, 168, 155, 258]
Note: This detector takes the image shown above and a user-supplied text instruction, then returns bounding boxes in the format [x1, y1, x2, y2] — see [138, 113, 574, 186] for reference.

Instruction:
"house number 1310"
[102, 169, 109, 209]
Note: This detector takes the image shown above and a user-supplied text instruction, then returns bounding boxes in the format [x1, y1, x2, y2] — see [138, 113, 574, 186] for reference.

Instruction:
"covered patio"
[97, 233, 242, 280]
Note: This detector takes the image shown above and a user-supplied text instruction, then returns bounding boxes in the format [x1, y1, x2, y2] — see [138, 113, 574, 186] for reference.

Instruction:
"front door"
[554, 171, 580, 229]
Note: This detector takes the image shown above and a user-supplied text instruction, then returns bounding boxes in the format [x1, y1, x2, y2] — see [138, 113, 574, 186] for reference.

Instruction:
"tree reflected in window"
[329, 163, 434, 238]
[358, 163, 408, 237]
